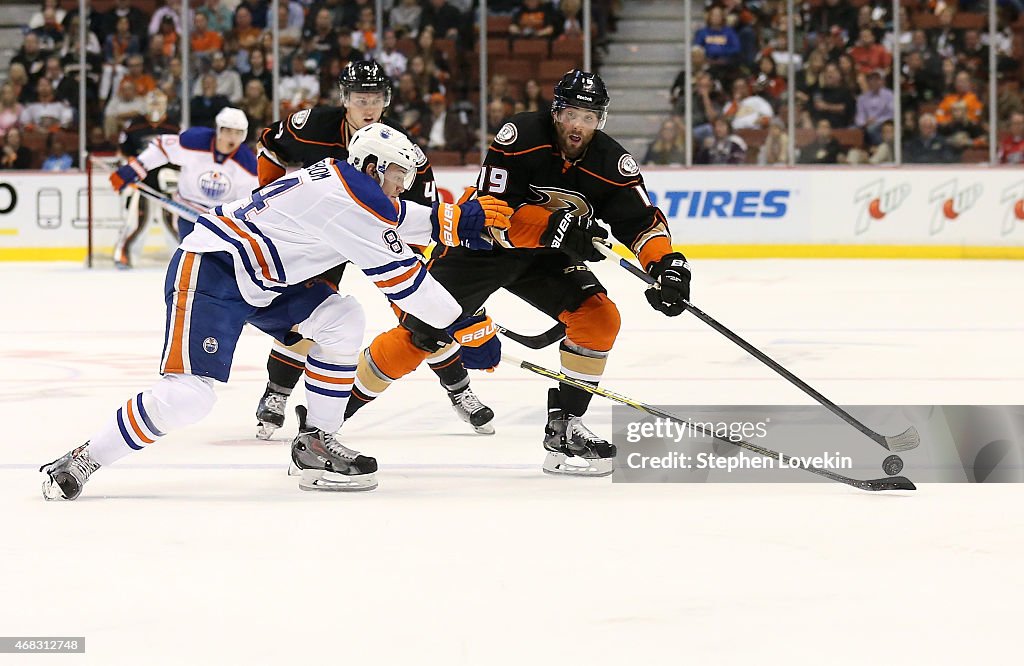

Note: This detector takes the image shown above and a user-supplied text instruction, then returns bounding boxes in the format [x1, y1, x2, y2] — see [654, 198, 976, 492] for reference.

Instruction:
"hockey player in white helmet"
[110, 107, 259, 266]
[251, 60, 501, 441]
[40, 123, 512, 499]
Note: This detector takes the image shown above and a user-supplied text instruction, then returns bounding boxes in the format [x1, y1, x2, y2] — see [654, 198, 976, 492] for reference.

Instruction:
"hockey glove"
[431, 196, 513, 251]
[447, 312, 501, 372]
[539, 211, 608, 262]
[109, 159, 146, 193]
[645, 252, 691, 317]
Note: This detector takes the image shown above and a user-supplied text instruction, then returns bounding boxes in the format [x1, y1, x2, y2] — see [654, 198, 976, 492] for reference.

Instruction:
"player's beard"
[554, 121, 593, 160]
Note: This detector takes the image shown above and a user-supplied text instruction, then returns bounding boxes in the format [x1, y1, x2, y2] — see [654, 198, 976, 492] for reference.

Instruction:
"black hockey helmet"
[338, 60, 392, 108]
[552, 69, 610, 129]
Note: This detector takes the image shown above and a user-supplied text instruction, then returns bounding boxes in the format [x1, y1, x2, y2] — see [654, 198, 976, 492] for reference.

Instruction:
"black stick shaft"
[594, 242, 893, 450]
[501, 354, 914, 491]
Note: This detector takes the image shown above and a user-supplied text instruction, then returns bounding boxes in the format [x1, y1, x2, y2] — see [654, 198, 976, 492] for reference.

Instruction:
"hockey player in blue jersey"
[41, 124, 511, 498]
[110, 107, 259, 267]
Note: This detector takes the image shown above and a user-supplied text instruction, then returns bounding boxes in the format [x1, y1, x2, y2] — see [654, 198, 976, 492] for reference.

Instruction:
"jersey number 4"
[232, 177, 302, 221]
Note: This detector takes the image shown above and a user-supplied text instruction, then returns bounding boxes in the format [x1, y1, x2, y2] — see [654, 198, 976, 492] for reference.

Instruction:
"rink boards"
[2, 167, 1024, 260]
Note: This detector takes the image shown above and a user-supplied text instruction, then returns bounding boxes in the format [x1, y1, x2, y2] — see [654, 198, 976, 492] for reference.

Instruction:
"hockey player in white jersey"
[109, 107, 259, 267]
[41, 124, 511, 499]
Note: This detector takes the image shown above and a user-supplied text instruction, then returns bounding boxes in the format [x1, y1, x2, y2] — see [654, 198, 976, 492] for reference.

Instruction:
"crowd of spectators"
[0, 0, 618, 170]
[651, 0, 1024, 166]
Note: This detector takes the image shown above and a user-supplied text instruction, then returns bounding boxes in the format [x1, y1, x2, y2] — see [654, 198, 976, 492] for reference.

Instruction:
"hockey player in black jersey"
[253, 60, 497, 439]
[111, 90, 180, 268]
[345, 70, 692, 476]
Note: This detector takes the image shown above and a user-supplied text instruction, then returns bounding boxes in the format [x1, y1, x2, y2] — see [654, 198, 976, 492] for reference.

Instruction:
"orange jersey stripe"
[304, 370, 355, 385]
[332, 162, 398, 226]
[374, 264, 420, 289]
[164, 252, 196, 374]
[269, 352, 306, 370]
[577, 165, 639, 187]
[218, 215, 276, 283]
[125, 399, 155, 444]
[488, 144, 553, 157]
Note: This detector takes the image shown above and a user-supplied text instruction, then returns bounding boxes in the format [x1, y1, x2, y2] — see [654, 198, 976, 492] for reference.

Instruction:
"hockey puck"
[882, 454, 904, 476]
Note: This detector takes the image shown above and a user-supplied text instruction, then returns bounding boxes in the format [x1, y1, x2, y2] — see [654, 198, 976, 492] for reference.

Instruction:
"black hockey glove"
[645, 253, 691, 317]
[539, 211, 608, 263]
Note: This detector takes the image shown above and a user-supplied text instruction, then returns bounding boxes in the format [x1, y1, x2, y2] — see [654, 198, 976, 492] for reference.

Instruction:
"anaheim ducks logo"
[618, 153, 639, 177]
[412, 143, 428, 167]
[291, 108, 311, 129]
[526, 185, 593, 219]
[495, 122, 517, 146]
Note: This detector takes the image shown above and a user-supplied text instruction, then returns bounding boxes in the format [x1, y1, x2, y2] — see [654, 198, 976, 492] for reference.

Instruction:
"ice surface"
[1, 259, 1022, 665]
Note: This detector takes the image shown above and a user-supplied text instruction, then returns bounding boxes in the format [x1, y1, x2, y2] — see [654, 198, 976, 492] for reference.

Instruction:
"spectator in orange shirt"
[123, 54, 157, 96]
[231, 5, 263, 53]
[936, 71, 983, 125]
[156, 15, 179, 58]
[509, 0, 557, 40]
[849, 29, 891, 76]
[191, 12, 223, 56]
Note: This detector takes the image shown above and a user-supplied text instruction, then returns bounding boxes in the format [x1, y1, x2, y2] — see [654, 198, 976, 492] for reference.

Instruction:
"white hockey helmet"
[215, 107, 249, 133]
[347, 123, 418, 190]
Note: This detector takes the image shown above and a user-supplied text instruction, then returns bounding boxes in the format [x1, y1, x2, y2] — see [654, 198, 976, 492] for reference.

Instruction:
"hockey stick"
[591, 240, 920, 453]
[501, 353, 915, 492]
[129, 181, 204, 222]
[495, 321, 567, 349]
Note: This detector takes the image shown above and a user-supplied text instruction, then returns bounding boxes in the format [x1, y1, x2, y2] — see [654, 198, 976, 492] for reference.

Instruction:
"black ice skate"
[256, 383, 289, 440]
[289, 406, 377, 491]
[448, 386, 495, 435]
[542, 389, 615, 477]
[40, 443, 101, 501]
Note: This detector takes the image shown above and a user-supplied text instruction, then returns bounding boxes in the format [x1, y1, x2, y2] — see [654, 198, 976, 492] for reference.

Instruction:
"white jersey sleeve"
[179, 158, 462, 330]
[393, 199, 434, 249]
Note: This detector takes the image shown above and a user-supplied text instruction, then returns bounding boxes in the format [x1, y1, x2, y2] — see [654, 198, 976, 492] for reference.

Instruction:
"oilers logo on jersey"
[199, 170, 233, 201]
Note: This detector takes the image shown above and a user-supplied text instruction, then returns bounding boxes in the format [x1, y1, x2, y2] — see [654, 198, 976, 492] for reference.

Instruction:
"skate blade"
[286, 461, 301, 477]
[256, 422, 280, 440]
[41, 477, 69, 501]
[542, 451, 613, 477]
[451, 405, 496, 435]
[298, 468, 378, 492]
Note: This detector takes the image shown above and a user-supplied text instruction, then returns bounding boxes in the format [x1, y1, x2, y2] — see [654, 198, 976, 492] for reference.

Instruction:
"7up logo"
[928, 179, 983, 235]
[852, 179, 911, 235]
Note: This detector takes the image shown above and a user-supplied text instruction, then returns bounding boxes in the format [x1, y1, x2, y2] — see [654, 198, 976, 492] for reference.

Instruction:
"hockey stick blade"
[496, 322, 566, 349]
[502, 353, 916, 493]
[862, 476, 917, 492]
[883, 426, 921, 453]
[590, 239, 921, 454]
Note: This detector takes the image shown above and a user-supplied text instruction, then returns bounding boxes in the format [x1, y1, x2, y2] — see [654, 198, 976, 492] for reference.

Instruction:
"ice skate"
[256, 384, 289, 440]
[289, 406, 377, 491]
[40, 443, 101, 501]
[448, 386, 495, 435]
[541, 389, 615, 476]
